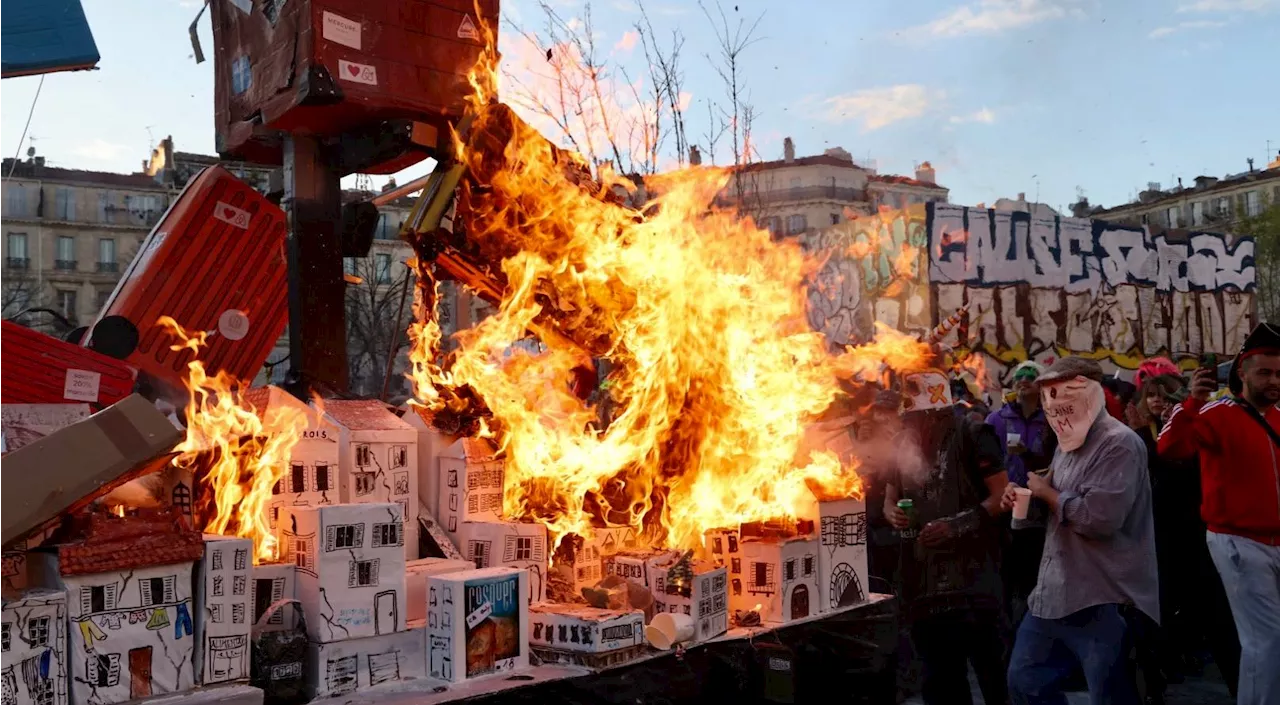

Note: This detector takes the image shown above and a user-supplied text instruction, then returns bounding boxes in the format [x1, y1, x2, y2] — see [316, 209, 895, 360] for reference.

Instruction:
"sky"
[1, 0, 1278, 211]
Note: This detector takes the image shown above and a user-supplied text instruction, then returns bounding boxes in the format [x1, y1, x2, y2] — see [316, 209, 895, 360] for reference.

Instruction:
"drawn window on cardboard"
[272, 479, 283, 496]
[30, 676, 53, 705]
[270, 506, 280, 529]
[316, 464, 332, 492]
[254, 578, 286, 625]
[325, 524, 364, 552]
[749, 563, 776, 595]
[390, 446, 408, 470]
[468, 541, 491, 569]
[212, 550, 224, 571]
[326, 655, 358, 696]
[368, 650, 400, 686]
[1, 623, 9, 651]
[784, 560, 796, 582]
[82, 584, 118, 613]
[730, 558, 741, 575]
[348, 559, 380, 588]
[393, 472, 409, 496]
[210, 604, 223, 624]
[712, 537, 723, 554]
[86, 653, 121, 687]
[803, 555, 815, 577]
[232, 604, 245, 624]
[354, 473, 377, 497]
[172, 483, 192, 518]
[139, 577, 176, 607]
[233, 576, 246, 596]
[213, 576, 224, 596]
[840, 513, 867, 547]
[371, 523, 402, 548]
[234, 549, 248, 571]
[505, 536, 538, 562]
[356, 445, 373, 469]
[26, 617, 50, 647]
[727, 534, 738, 553]
[821, 517, 837, 547]
[295, 539, 314, 573]
[291, 463, 306, 494]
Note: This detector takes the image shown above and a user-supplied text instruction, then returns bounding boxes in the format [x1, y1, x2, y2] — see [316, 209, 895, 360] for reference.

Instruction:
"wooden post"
[282, 135, 348, 396]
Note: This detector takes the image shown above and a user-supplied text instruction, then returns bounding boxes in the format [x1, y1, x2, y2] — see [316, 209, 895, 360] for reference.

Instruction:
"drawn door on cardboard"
[791, 584, 809, 619]
[374, 591, 397, 635]
[128, 647, 153, 699]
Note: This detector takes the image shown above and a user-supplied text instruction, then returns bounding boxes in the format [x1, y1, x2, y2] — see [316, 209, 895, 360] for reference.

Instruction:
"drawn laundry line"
[78, 619, 108, 649]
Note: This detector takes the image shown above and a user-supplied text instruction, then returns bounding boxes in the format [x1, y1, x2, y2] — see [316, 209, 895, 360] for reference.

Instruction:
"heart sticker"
[348, 64, 361, 76]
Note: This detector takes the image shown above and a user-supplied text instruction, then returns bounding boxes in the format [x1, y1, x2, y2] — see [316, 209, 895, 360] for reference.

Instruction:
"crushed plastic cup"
[1012, 487, 1033, 520]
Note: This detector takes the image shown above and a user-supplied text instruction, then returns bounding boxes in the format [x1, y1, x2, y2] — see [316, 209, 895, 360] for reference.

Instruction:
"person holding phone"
[1158, 323, 1280, 705]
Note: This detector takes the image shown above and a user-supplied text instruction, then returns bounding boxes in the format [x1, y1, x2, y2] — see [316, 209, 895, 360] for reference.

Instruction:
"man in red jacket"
[1158, 322, 1280, 705]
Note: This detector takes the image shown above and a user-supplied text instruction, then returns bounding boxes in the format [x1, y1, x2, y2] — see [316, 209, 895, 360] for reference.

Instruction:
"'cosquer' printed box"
[425, 567, 528, 683]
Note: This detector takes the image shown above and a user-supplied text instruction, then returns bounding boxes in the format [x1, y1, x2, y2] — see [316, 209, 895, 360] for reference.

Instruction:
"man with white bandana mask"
[1001, 356, 1158, 705]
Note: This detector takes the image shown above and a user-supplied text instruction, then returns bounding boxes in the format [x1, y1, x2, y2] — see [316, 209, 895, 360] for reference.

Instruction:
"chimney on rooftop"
[381, 177, 397, 193]
[783, 137, 795, 163]
[1017, 192, 1026, 202]
[915, 161, 936, 184]
[689, 145, 702, 166]
[33, 156, 45, 168]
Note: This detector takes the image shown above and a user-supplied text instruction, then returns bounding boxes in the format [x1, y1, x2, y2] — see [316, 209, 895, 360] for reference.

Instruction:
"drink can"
[897, 499, 917, 539]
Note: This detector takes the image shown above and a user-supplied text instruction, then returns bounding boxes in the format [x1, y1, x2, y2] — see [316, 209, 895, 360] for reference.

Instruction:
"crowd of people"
[855, 322, 1280, 705]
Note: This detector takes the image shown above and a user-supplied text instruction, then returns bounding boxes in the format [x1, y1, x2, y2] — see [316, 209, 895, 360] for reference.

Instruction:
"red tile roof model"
[324, 399, 412, 431]
[54, 506, 204, 576]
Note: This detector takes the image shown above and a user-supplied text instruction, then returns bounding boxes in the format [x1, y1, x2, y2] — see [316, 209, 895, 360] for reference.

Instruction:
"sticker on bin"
[337, 60, 377, 86]
[465, 600, 493, 629]
[218, 309, 251, 341]
[214, 201, 251, 229]
[322, 11, 361, 50]
[63, 369, 102, 402]
[457, 14, 479, 40]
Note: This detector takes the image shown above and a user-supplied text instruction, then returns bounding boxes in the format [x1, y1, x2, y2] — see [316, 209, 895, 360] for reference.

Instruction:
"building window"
[1, 623, 9, 651]
[375, 253, 392, 283]
[377, 213, 394, 240]
[326, 524, 363, 551]
[784, 559, 796, 581]
[57, 290, 77, 321]
[730, 557, 741, 574]
[56, 236, 76, 269]
[803, 555, 814, 576]
[1217, 197, 1230, 216]
[97, 238, 117, 272]
[354, 472, 376, 496]
[5, 184, 26, 215]
[315, 463, 331, 492]
[372, 522, 402, 548]
[295, 538, 313, 571]
[712, 537, 723, 554]
[6, 233, 28, 269]
[348, 559, 379, 587]
[727, 534, 738, 553]
[1191, 201, 1205, 226]
[140, 576, 176, 606]
[26, 616, 50, 647]
[1166, 206, 1180, 227]
[344, 258, 357, 275]
[786, 214, 807, 235]
[291, 463, 306, 493]
[234, 549, 247, 570]
[81, 584, 117, 613]
[1246, 190, 1261, 217]
[88, 653, 120, 688]
[55, 188, 76, 220]
[830, 213, 841, 225]
[469, 541, 490, 568]
[753, 561, 768, 587]
[514, 536, 532, 560]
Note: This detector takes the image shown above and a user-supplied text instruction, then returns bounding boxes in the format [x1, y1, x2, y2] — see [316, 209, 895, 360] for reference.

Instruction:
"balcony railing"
[6, 257, 29, 270]
[54, 259, 77, 271]
[715, 185, 867, 209]
[96, 261, 119, 273]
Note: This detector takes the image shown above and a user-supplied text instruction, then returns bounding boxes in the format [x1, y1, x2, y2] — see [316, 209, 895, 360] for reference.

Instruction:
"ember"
[162, 316, 309, 562]
[408, 21, 932, 553]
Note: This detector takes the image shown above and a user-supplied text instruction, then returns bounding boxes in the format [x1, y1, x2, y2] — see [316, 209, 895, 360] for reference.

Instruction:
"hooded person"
[1002, 356, 1158, 705]
[1159, 323, 1280, 705]
[883, 368, 1011, 705]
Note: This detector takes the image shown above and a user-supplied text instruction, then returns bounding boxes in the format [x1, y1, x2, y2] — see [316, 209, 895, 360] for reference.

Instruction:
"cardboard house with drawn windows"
[453, 521, 548, 605]
[323, 401, 419, 559]
[425, 567, 530, 684]
[249, 562, 298, 636]
[398, 406, 459, 522]
[239, 387, 343, 535]
[703, 527, 745, 607]
[558, 525, 639, 594]
[291, 503, 407, 643]
[2, 589, 68, 705]
[800, 482, 869, 612]
[193, 535, 252, 686]
[740, 533, 820, 624]
[637, 553, 728, 643]
[437, 438, 505, 539]
[29, 509, 204, 705]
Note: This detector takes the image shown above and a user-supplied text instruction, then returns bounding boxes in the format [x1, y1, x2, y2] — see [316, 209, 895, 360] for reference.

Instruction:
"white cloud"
[1177, 0, 1277, 12]
[911, 0, 1073, 38]
[949, 107, 996, 124]
[816, 85, 942, 132]
[71, 139, 128, 162]
[1148, 20, 1227, 37]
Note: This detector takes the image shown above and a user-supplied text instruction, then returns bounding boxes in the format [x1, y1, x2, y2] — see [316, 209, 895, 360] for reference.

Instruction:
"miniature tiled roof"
[55, 507, 204, 576]
[324, 399, 412, 431]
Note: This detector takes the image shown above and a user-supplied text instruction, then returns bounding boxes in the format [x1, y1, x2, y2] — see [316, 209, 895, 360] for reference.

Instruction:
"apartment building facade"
[1, 156, 170, 333]
[1091, 154, 1280, 232]
[716, 138, 949, 239]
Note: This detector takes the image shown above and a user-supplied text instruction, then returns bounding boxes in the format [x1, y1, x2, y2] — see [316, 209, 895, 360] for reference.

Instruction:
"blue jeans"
[1007, 603, 1139, 705]
[1206, 531, 1280, 705]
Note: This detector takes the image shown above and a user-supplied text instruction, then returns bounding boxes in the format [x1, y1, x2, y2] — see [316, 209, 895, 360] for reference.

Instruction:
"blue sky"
[1, 0, 1277, 210]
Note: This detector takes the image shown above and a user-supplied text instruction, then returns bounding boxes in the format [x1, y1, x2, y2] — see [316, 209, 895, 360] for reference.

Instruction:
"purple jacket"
[985, 403, 1055, 485]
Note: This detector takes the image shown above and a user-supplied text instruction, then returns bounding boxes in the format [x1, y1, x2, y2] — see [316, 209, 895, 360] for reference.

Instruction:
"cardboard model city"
[800, 483, 869, 612]
[245, 387, 341, 534]
[193, 535, 252, 686]
[29, 508, 204, 705]
[425, 567, 530, 684]
[2, 589, 69, 705]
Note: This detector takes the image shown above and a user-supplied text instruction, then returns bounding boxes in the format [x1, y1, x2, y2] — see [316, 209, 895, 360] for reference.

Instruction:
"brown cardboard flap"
[2, 395, 183, 549]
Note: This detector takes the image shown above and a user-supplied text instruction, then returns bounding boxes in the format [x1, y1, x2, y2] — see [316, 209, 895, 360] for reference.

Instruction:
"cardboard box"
[0, 321, 136, 408]
[528, 603, 644, 654]
[438, 438, 504, 535]
[1, 395, 182, 549]
[559, 526, 639, 593]
[195, 536, 253, 685]
[740, 535, 820, 624]
[210, 0, 499, 166]
[1, 404, 91, 452]
[405, 558, 472, 623]
[87, 166, 287, 389]
[1, 589, 69, 705]
[799, 488, 869, 612]
[646, 556, 728, 643]
[603, 549, 678, 590]
[399, 406, 456, 522]
[324, 400, 419, 559]
[454, 521, 548, 604]
[425, 567, 529, 683]
[249, 562, 298, 636]
[291, 503, 408, 643]
[305, 624, 427, 698]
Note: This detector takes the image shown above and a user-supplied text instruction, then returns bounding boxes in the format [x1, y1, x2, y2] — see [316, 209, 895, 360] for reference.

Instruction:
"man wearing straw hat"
[1002, 356, 1158, 705]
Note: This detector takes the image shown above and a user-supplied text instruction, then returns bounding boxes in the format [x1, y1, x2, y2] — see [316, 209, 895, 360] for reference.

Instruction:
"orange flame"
[409, 22, 931, 551]
[162, 317, 308, 562]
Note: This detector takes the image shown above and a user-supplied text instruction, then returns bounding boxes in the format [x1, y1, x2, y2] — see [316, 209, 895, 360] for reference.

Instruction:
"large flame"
[409, 23, 932, 551]
[163, 317, 308, 562]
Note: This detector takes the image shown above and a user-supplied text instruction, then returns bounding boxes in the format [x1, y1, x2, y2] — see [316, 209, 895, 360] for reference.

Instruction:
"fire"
[161, 317, 308, 562]
[408, 21, 931, 551]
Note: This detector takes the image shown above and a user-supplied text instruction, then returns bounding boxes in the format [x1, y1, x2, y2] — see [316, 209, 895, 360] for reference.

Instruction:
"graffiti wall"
[803, 203, 1257, 386]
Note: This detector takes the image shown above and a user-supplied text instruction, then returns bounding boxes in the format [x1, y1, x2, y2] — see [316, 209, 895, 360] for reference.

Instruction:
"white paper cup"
[1012, 487, 1033, 520]
[646, 612, 695, 649]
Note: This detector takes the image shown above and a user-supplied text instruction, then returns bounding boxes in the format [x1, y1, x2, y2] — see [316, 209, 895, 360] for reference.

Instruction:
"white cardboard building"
[304, 626, 427, 698]
[193, 536, 252, 685]
[242, 387, 343, 535]
[800, 486, 869, 612]
[425, 567, 529, 684]
[2, 589, 68, 705]
[740, 535, 820, 623]
[292, 503, 408, 643]
[453, 522, 548, 604]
